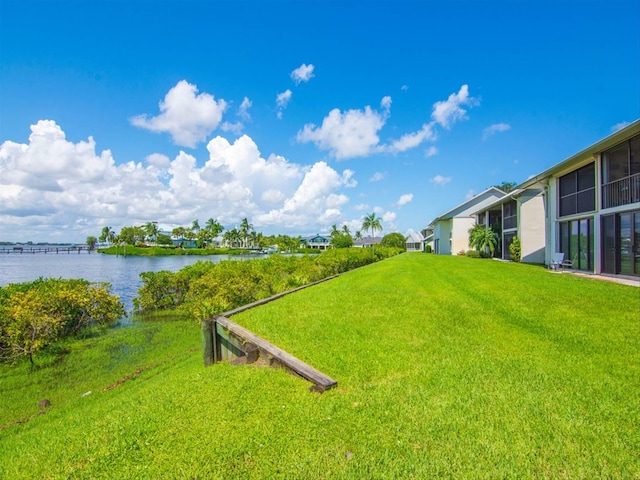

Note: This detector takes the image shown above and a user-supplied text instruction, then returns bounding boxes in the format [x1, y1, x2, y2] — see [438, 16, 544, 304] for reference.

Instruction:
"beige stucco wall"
[452, 217, 475, 255]
[519, 193, 546, 264]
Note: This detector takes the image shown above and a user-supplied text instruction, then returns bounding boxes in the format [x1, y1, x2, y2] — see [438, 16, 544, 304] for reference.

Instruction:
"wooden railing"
[201, 275, 339, 392]
[602, 173, 640, 209]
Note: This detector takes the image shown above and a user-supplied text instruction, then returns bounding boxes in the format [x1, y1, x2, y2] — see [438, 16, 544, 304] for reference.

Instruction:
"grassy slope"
[0, 254, 638, 479]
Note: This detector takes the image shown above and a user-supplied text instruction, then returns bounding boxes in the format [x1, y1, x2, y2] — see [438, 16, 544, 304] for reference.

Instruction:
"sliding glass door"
[601, 210, 640, 276]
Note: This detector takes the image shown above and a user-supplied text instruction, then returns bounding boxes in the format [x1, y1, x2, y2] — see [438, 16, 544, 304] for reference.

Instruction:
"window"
[503, 200, 517, 229]
[601, 135, 640, 208]
[558, 163, 595, 217]
[602, 135, 640, 184]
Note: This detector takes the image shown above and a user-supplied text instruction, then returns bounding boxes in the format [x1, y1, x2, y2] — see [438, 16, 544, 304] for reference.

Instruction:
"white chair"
[549, 252, 573, 271]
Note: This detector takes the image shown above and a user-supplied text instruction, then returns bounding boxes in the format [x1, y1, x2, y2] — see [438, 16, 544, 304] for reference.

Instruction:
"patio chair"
[549, 252, 573, 271]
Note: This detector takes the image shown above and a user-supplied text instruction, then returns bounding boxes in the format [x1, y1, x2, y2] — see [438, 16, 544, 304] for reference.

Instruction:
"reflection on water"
[0, 251, 244, 315]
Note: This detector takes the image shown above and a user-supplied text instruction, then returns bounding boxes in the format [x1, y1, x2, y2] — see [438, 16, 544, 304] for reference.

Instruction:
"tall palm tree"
[172, 226, 185, 239]
[342, 224, 351, 236]
[362, 213, 383, 243]
[205, 218, 223, 237]
[239, 217, 253, 249]
[99, 226, 113, 245]
[144, 221, 159, 244]
[191, 219, 200, 234]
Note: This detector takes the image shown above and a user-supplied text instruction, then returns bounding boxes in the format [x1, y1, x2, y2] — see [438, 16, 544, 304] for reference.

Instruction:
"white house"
[428, 187, 506, 255]
[300, 234, 332, 250]
[405, 231, 424, 252]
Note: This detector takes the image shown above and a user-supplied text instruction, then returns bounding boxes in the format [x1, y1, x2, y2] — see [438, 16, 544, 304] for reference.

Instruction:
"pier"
[0, 246, 93, 254]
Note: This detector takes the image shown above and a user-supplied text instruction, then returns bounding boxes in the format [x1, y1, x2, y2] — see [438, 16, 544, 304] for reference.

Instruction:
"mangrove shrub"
[0, 278, 125, 365]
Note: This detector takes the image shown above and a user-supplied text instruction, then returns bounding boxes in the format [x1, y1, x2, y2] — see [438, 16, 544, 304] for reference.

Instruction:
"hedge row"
[134, 247, 402, 319]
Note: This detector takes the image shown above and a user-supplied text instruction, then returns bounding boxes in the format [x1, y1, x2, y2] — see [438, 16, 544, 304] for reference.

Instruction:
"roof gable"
[430, 187, 506, 225]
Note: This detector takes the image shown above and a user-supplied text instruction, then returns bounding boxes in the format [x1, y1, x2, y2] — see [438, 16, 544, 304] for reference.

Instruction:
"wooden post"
[201, 318, 217, 366]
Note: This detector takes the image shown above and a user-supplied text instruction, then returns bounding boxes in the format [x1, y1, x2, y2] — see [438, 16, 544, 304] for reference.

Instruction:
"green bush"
[0, 278, 125, 365]
[380, 232, 406, 250]
[134, 248, 402, 318]
[509, 236, 522, 262]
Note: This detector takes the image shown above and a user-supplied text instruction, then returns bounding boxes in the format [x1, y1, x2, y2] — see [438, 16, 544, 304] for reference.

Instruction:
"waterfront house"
[300, 234, 332, 250]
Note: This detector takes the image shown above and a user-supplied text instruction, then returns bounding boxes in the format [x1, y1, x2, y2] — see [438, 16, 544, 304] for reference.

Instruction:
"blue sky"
[1, 0, 638, 243]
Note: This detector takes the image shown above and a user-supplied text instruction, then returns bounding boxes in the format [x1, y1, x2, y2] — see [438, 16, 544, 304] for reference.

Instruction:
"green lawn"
[1, 254, 638, 479]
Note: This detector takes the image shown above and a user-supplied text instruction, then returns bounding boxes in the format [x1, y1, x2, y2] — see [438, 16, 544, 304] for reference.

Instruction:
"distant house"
[353, 236, 382, 248]
[405, 231, 425, 252]
[421, 227, 434, 251]
[171, 237, 197, 248]
[300, 234, 332, 250]
[427, 187, 506, 255]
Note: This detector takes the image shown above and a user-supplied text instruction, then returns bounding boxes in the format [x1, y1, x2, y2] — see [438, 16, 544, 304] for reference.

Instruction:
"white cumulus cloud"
[387, 124, 436, 154]
[130, 80, 227, 148]
[431, 84, 478, 128]
[425, 146, 438, 157]
[238, 97, 252, 121]
[369, 172, 386, 182]
[291, 63, 315, 84]
[482, 122, 511, 140]
[397, 193, 413, 206]
[0, 121, 358, 242]
[276, 89, 293, 119]
[430, 174, 452, 186]
[297, 106, 386, 159]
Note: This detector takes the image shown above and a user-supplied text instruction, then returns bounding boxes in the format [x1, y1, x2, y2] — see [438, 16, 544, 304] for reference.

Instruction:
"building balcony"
[601, 173, 640, 209]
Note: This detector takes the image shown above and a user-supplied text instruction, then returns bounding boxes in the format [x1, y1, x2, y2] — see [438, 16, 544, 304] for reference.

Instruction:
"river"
[0, 250, 259, 316]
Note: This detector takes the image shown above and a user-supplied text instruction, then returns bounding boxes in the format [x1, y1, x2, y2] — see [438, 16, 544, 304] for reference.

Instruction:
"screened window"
[602, 135, 640, 184]
[559, 163, 595, 217]
[503, 200, 517, 229]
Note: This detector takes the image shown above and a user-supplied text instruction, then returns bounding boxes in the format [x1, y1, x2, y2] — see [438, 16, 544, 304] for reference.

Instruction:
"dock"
[0, 246, 93, 254]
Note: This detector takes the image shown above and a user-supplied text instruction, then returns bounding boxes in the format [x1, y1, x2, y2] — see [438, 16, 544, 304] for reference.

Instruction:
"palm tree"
[239, 218, 253, 249]
[99, 226, 113, 245]
[172, 226, 185, 239]
[191, 219, 200, 234]
[144, 221, 160, 245]
[223, 228, 242, 248]
[468, 224, 499, 257]
[362, 213, 383, 243]
[342, 224, 351, 236]
[205, 218, 223, 238]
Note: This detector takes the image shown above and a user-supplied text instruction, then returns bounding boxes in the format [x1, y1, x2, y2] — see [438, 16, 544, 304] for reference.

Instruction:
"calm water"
[0, 250, 253, 315]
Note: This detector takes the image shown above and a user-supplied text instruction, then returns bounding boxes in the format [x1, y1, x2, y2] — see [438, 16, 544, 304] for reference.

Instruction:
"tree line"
[88, 212, 406, 251]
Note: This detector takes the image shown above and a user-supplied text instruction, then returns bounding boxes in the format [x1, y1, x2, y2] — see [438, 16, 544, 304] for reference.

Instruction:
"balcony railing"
[602, 173, 640, 209]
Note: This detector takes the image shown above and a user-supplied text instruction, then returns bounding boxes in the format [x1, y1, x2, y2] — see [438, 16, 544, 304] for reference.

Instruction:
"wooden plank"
[215, 315, 337, 391]
[221, 275, 339, 317]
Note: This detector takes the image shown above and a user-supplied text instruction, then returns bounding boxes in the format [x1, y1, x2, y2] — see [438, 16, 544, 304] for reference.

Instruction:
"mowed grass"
[0, 254, 638, 478]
